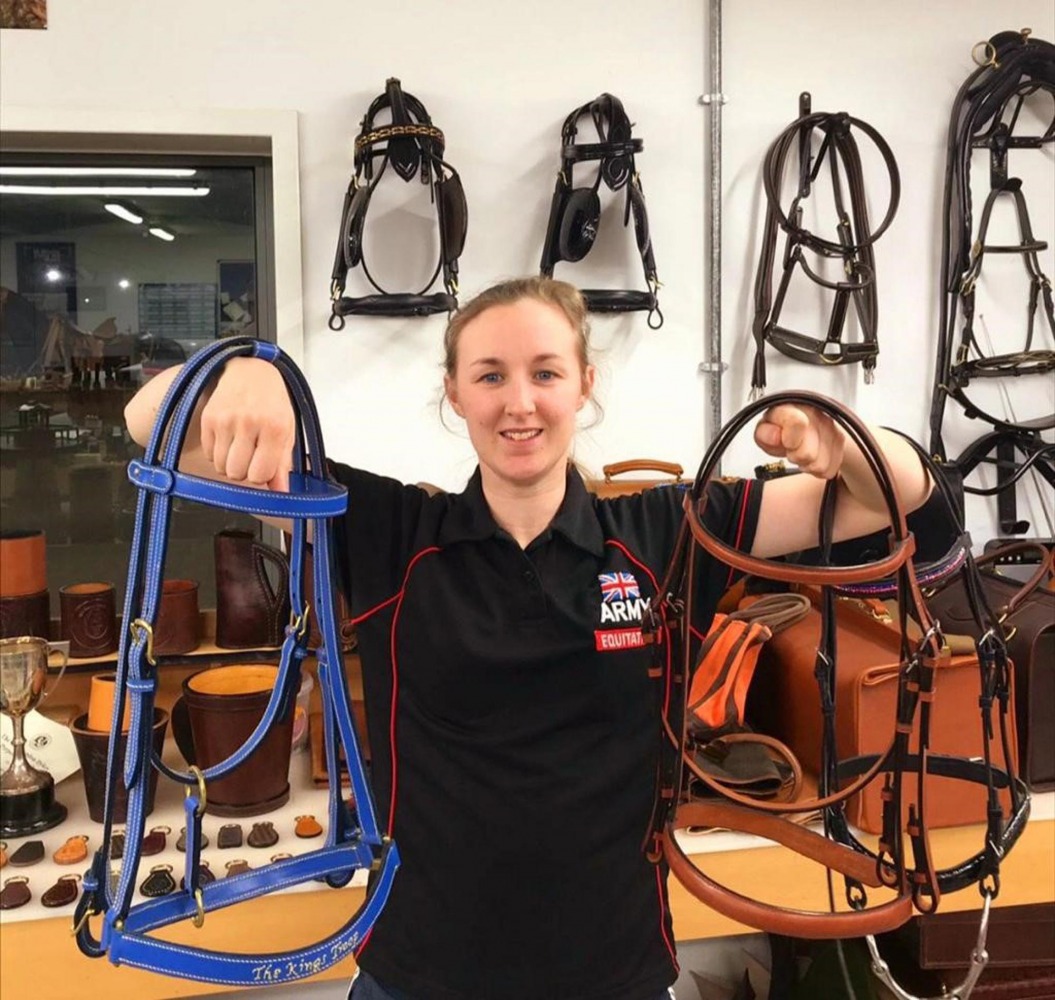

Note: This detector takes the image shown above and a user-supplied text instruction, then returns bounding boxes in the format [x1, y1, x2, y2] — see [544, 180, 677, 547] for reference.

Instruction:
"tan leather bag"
[746, 591, 1019, 833]
[585, 459, 683, 498]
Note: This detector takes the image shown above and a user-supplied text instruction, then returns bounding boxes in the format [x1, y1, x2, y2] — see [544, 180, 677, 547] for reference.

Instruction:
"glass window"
[0, 155, 272, 622]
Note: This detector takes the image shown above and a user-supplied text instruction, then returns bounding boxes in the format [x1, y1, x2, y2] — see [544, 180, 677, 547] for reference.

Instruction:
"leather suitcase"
[586, 459, 683, 498]
[746, 593, 1019, 833]
[925, 547, 1055, 791]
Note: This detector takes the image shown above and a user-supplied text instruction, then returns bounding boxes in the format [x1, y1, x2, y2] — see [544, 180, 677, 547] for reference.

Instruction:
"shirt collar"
[438, 466, 605, 556]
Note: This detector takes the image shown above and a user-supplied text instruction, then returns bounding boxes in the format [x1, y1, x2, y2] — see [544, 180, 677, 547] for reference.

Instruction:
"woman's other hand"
[753, 403, 846, 479]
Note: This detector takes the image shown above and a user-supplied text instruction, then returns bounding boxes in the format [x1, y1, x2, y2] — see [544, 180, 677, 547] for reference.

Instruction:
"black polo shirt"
[330, 464, 762, 1000]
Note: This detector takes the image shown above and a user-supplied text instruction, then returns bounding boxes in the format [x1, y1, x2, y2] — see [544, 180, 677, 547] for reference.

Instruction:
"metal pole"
[699, 0, 727, 460]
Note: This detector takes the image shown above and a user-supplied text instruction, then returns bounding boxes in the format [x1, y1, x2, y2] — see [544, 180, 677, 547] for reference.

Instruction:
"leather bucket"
[0, 590, 50, 640]
[214, 530, 290, 649]
[0, 530, 47, 598]
[152, 579, 201, 656]
[174, 664, 293, 817]
[87, 672, 131, 733]
[71, 708, 168, 823]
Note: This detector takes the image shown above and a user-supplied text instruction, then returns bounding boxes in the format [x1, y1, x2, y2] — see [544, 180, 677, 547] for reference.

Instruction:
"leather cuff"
[59, 582, 118, 658]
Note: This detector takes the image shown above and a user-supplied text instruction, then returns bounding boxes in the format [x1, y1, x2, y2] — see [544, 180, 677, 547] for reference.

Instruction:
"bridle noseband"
[329, 77, 467, 326]
[539, 93, 663, 328]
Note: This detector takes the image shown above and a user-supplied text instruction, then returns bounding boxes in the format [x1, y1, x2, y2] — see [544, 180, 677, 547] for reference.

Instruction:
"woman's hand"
[753, 403, 845, 479]
[199, 357, 295, 491]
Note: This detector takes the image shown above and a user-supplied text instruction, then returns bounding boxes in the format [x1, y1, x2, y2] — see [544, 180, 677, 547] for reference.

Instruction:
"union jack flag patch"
[598, 571, 640, 603]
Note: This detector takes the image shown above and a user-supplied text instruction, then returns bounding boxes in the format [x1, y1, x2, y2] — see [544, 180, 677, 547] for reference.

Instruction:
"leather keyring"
[0, 876, 31, 910]
[270, 852, 293, 863]
[54, 834, 89, 865]
[140, 826, 171, 857]
[111, 832, 125, 860]
[225, 859, 251, 878]
[294, 815, 323, 838]
[176, 827, 209, 852]
[218, 823, 243, 849]
[140, 865, 177, 898]
[42, 873, 82, 908]
[247, 821, 278, 849]
[8, 840, 44, 866]
[180, 861, 216, 890]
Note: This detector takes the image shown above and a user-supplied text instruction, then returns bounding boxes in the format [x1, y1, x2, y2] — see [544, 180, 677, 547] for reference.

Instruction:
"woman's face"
[445, 298, 594, 494]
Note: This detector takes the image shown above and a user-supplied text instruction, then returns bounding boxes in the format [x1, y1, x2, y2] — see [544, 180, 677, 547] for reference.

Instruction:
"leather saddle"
[329, 77, 467, 325]
[539, 93, 662, 328]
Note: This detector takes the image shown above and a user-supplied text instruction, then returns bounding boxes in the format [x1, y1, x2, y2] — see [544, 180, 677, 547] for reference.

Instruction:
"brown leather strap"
[602, 459, 683, 481]
[663, 817, 914, 938]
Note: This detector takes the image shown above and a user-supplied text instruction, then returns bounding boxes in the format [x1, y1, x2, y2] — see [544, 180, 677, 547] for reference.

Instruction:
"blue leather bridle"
[73, 337, 399, 987]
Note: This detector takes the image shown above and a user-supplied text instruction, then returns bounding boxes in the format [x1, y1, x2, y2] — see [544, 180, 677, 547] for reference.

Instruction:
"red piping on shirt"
[655, 863, 680, 972]
[725, 479, 753, 589]
[351, 592, 401, 626]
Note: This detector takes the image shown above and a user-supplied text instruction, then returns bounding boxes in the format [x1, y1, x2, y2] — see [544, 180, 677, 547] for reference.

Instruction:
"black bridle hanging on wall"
[928, 29, 1055, 536]
[749, 93, 901, 398]
[539, 93, 663, 329]
[329, 78, 467, 326]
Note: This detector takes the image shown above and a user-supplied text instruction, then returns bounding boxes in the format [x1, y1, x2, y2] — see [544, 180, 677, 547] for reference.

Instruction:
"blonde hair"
[442, 277, 592, 384]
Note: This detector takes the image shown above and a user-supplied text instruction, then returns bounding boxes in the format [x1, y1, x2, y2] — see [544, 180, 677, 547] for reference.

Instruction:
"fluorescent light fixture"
[0, 185, 210, 196]
[0, 167, 198, 177]
[104, 202, 144, 225]
[148, 226, 176, 242]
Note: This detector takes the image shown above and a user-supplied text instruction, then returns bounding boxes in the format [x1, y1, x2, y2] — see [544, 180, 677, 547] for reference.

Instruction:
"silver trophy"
[0, 636, 68, 836]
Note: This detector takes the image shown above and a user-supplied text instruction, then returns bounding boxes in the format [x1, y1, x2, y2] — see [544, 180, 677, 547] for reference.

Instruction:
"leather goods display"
[176, 827, 209, 852]
[247, 821, 279, 849]
[925, 541, 1055, 791]
[928, 29, 1055, 535]
[217, 823, 243, 849]
[749, 92, 900, 396]
[0, 590, 50, 642]
[8, 839, 43, 866]
[214, 529, 290, 649]
[152, 578, 201, 656]
[295, 815, 323, 838]
[540, 93, 662, 327]
[329, 77, 466, 324]
[747, 591, 1019, 832]
[585, 459, 684, 499]
[54, 834, 89, 865]
[74, 337, 396, 988]
[140, 825, 169, 856]
[139, 865, 176, 898]
[0, 876, 31, 910]
[172, 663, 294, 816]
[59, 582, 118, 658]
[647, 391, 1028, 996]
[41, 873, 81, 908]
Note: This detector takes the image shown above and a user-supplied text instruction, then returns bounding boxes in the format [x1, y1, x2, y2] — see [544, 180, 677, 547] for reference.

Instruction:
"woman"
[125, 277, 930, 1000]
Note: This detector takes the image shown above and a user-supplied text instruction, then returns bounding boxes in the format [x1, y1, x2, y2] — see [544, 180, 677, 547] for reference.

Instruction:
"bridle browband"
[329, 77, 467, 326]
[539, 93, 663, 328]
[646, 392, 1027, 995]
[750, 94, 900, 397]
[928, 29, 1055, 535]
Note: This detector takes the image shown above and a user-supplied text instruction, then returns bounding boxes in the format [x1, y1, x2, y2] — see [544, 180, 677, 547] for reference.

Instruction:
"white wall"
[1, 0, 1052, 547]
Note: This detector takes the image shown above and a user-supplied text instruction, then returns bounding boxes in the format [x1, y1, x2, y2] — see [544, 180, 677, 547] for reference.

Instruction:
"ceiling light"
[118, 279, 131, 289]
[149, 226, 176, 242]
[0, 185, 210, 196]
[0, 167, 198, 177]
[104, 202, 144, 225]
[45, 269, 62, 282]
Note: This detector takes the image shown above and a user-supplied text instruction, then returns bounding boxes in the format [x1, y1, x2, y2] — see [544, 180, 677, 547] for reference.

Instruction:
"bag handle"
[602, 459, 683, 481]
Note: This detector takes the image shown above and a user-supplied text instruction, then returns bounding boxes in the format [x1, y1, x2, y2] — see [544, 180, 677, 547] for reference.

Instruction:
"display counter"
[2, 658, 1052, 998]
